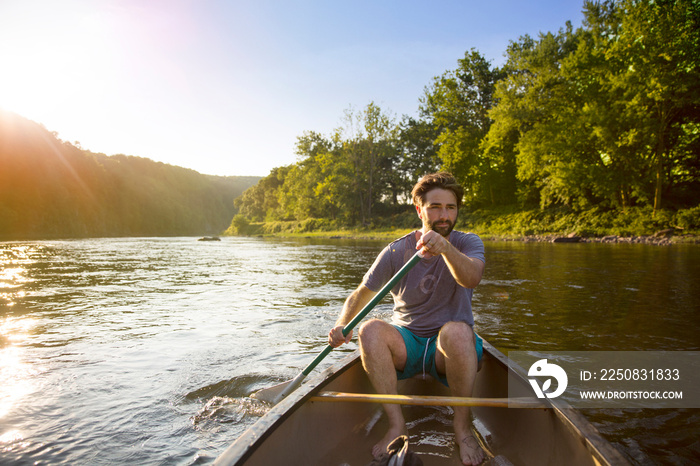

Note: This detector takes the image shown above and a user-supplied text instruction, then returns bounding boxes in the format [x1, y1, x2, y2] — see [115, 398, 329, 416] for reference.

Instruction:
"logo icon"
[528, 359, 568, 399]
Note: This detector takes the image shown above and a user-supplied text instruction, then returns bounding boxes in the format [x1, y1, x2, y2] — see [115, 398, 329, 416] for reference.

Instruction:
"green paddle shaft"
[273, 249, 425, 403]
[304, 249, 424, 375]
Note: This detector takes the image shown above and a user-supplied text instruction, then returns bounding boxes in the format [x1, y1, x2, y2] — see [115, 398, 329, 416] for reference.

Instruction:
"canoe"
[214, 340, 629, 465]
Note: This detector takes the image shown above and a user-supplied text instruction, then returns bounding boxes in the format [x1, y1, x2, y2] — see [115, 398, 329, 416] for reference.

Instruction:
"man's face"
[416, 188, 459, 237]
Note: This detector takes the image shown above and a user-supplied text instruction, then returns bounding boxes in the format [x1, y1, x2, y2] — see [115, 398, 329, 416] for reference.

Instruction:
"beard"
[426, 214, 457, 237]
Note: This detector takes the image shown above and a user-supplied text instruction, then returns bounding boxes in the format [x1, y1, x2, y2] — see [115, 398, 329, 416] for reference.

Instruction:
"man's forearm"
[335, 285, 376, 326]
[442, 242, 484, 289]
[335, 295, 359, 327]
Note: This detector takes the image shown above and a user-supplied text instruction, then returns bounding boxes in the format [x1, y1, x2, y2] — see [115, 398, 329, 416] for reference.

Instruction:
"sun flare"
[0, 3, 117, 136]
[0, 318, 40, 419]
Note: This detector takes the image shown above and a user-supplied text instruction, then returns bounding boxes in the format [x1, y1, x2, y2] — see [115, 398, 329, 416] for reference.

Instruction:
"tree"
[421, 49, 511, 206]
[313, 132, 355, 221]
[338, 102, 399, 224]
[485, 30, 590, 208]
[603, 0, 700, 212]
[397, 115, 441, 200]
[235, 166, 288, 221]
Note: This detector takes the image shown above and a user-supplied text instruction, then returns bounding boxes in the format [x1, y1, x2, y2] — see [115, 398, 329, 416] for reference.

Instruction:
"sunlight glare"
[0, 246, 32, 306]
[0, 318, 40, 419]
[0, 3, 116, 133]
[0, 429, 29, 455]
[0, 268, 28, 307]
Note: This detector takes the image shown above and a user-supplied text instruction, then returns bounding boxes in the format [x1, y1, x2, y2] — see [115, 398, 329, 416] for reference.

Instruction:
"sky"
[0, 0, 586, 177]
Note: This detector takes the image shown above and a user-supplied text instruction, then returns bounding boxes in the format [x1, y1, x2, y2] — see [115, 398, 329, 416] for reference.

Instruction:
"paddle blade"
[251, 372, 306, 404]
[250, 380, 291, 404]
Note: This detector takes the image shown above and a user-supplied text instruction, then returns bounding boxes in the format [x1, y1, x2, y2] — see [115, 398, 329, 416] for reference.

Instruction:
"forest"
[0, 110, 258, 240]
[231, 0, 700, 236]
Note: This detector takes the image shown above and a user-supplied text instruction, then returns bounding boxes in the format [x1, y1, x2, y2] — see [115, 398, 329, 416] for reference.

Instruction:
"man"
[328, 172, 486, 465]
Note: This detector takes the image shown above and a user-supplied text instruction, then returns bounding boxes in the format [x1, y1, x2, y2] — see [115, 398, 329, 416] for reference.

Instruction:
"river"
[1, 237, 698, 464]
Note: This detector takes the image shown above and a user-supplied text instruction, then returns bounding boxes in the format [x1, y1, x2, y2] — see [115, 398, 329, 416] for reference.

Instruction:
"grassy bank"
[459, 205, 700, 242]
[224, 205, 700, 243]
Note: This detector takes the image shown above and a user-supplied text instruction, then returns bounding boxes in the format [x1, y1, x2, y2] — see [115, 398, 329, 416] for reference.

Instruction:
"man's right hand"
[328, 325, 353, 347]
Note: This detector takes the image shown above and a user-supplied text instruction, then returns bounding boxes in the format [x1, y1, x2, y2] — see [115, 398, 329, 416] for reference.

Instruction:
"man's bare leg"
[436, 322, 485, 465]
[358, 319, 408, 458]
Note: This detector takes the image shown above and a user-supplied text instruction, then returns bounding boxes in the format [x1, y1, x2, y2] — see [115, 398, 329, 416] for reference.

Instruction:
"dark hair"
[411, 172, 464, 208]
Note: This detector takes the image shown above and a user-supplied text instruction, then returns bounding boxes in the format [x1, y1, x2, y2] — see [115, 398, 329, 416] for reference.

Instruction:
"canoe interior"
[215, 341, 627, 466]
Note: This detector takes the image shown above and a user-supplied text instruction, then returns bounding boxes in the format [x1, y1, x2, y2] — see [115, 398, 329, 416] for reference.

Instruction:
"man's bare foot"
[371, 425, 408, 459]
[457, 433, 485, 465]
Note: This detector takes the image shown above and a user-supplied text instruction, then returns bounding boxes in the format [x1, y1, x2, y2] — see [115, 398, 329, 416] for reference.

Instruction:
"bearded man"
[329, 172, 486, 465]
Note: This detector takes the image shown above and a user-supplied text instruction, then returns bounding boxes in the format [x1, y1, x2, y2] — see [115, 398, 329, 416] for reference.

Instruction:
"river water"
[1, 237, 698, 465]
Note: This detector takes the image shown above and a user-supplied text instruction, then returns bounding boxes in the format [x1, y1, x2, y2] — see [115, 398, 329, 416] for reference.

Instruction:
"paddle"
[252, 249, 426, 404]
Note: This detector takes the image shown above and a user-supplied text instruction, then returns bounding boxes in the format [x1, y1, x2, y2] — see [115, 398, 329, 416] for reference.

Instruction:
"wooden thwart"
[310, 391, 547, 408]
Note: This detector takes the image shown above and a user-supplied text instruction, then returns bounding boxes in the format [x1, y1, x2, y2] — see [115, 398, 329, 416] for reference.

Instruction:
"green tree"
[421, 49, 511, 206]
[487, 0, 700, 211]
[313, 133, 355, 221]
[235, 166, 288, 221]
[276, 131, 335, 220]
[603, 0, 700, 212]
[495, 25, 604, 209]
[338, 102, 399, 224]
[396, 115, 441, 200]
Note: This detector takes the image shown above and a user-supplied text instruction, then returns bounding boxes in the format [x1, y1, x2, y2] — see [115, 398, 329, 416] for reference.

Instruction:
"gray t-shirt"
[362, 230, 485, 338]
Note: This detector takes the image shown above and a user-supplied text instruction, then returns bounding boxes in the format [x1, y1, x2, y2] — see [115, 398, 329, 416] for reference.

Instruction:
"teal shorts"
[393, 325, 483, 387]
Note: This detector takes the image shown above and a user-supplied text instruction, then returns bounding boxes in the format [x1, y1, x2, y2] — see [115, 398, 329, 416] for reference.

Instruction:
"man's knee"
[358, 319, 389, 347]
[439, 321, 475, 352]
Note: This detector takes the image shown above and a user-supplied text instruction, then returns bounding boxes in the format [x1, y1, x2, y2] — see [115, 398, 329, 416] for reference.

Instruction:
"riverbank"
[225, 205, 700, 245]
[486, 231, 700, 245]
[228, 226, 700, 246]
[274, 229, 700, 246]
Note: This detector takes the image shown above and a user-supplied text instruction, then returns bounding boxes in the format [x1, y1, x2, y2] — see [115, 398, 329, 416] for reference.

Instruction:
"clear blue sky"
[0, 0, 586, 177]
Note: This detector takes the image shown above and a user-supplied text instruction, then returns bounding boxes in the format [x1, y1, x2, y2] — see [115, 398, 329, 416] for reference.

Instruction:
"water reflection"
[475, 242, 700, 353]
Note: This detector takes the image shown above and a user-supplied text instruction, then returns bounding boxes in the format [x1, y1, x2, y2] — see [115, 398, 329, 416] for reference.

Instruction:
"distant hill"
[0, 110, 260, 240]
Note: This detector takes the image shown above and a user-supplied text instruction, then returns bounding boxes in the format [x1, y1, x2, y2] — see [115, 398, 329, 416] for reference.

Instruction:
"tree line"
[0, 110, 259, 240]
[234, 0, 700, 229]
